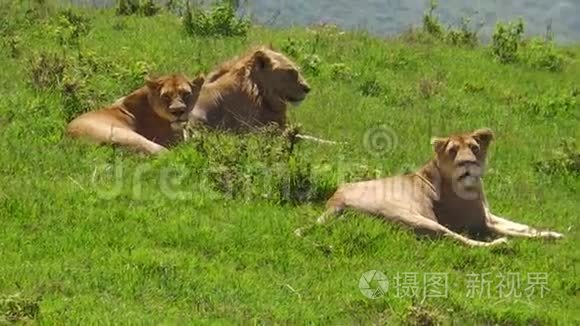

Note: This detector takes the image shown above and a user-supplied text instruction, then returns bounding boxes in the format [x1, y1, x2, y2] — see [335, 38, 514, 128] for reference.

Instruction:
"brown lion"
[296, 128, 565, 247]
[67, 74, 204, 155]
[189, 45, 311, 132]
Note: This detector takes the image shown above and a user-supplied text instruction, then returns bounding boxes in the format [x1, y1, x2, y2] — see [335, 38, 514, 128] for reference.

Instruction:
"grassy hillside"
[0, 1, 578, 324]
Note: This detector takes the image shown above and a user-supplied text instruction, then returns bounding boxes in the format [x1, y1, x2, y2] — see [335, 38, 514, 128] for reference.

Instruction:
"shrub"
[183, 1, 249, 37]
[422, 0, 443, 38]
[52, 8, 91, 50]
[0, 293, 40, 323]
[139, 0, 160, 16]
[492, 18, 524, 64]
[116, 0, 139, 16]
[329, 63, 354, 81]
[116, 0, 160, 17]
[405, 0, 478, 47]
[520, 38, 565, 72]
[301, 54, 322, 76]
[358, 76, 384, 97]
[28, 52, 68, 90]
[280, 37, 305, 59]
[535, 138, 580, 175]
[520, 90, 577, 118]
[446, 17, 478, 47]
[187, 125, 333, 205]
[2, 34, 21, 58]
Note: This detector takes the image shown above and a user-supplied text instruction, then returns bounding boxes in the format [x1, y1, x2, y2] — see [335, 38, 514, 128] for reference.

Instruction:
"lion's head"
[431, 128, 495, 197]
[207, 46, 311, 106]
[146, 74, 205, 130]
[248, 47, 311, 106]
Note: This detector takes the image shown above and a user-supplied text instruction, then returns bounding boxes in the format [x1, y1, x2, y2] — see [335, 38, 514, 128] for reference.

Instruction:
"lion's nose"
[169, 102, 186, 115]
[302, 84, 311, 94]
[457, 158, 478, 167]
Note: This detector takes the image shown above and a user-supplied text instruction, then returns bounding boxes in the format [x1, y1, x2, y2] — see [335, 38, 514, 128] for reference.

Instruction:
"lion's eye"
[448, 146, 458, 156]
[162, 94, 171, 101]
[182, 91, 192, 100]
[470, 144, 480, 154]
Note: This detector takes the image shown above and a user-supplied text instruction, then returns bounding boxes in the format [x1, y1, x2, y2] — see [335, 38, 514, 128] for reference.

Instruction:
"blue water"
[71, 0, 580, 44]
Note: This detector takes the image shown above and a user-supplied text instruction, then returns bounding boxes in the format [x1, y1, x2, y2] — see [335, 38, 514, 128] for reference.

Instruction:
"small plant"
[116, 0, 159, 16]
[463, 81, 484, 94]
[520, 90, 577, 118]
[53, 8, 91, 50]
[28, 52, 68, 90]
[280, 37, 305, 59]
[446, 17, 478, 47]
[535, 138, 580, 175]
[78, 50, 117, 74]
[521, 38, 565, 72]
[492, 18, 524, 64]
[140, 0, 160, 17]
[301, 54, 321, 76]
[112, 18, 128, 31]
[329, 63, 354, 81]
[3, 34, 21, 58]
[0, 293, 40, 323]
[183, 0, 250, 37]
[422, 0, 443, 38]
[60, 74, 89, 121]
[116, 0, 139, 16]
[187, 124, 333, 205]
[358, 76, 384, 97]
[418, 78, 443, 99]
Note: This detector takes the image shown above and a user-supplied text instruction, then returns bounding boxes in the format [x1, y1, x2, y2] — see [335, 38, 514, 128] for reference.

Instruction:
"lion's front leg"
[392, 211, 508, 247]
[486, 213, 564, 239]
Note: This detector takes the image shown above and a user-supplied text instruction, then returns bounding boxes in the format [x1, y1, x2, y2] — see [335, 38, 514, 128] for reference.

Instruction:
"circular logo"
[359, 270, 389, 299]
[362, 126, 398, 157]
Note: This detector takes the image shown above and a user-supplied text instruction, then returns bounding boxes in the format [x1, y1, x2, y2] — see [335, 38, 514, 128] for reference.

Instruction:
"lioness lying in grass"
[296, 128, 565, 247]
[67, 74, 204, 155]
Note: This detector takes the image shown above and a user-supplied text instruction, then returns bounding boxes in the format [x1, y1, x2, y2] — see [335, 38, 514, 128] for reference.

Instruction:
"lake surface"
[71, 0, 580, 44]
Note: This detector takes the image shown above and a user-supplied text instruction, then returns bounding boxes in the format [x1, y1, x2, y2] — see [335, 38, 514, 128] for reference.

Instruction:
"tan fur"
[189, 45, 311, 132]
[67, 74, 204, 155]
[296, 128, 564, 247]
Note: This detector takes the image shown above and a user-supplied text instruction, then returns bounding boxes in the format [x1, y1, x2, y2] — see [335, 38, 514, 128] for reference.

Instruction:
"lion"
[67, 74, 205, 155]
[295, 128, 565, 247]
[189, 45, 312, 133]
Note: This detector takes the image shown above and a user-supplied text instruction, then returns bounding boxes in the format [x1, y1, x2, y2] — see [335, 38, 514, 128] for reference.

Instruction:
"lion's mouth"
[170, 119, 188, 130]
[286, 95, 306, 103]
[455, 164, 483, 190]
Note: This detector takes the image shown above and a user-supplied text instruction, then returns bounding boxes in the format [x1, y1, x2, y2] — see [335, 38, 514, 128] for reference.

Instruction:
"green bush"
[422, 0, 443, 38]
[28, 52, 68, 90]
[0, 293, 40, 323]
[52, 8, 91, 50]
[521, 38, 565, 72]
[535, 138, 580, 175]
[183, 1, 249, 37]
[187, 125, 334, 205]
[445, 17, 478, 47]
[519, 90, 577, 118]
[116, 0, 160, 17]
[492, 18, 524, 63]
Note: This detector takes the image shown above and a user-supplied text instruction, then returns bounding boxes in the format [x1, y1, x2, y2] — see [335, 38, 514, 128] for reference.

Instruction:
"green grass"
[0, 2, 579, 324]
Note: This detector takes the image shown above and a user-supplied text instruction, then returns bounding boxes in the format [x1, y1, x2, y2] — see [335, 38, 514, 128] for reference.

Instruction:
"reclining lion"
[189, 45, 332, 143]
[296, 128, 564, 247]
[67, 74, 204, 155]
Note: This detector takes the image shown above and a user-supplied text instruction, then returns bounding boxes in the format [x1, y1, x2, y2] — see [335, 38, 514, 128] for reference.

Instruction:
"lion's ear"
[252, 50, 272, 70]
[190, 74, 205, 89]
[472, 128, 494, 147]
[145, 76, 160, 91]
[431, 137, 448, 154]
